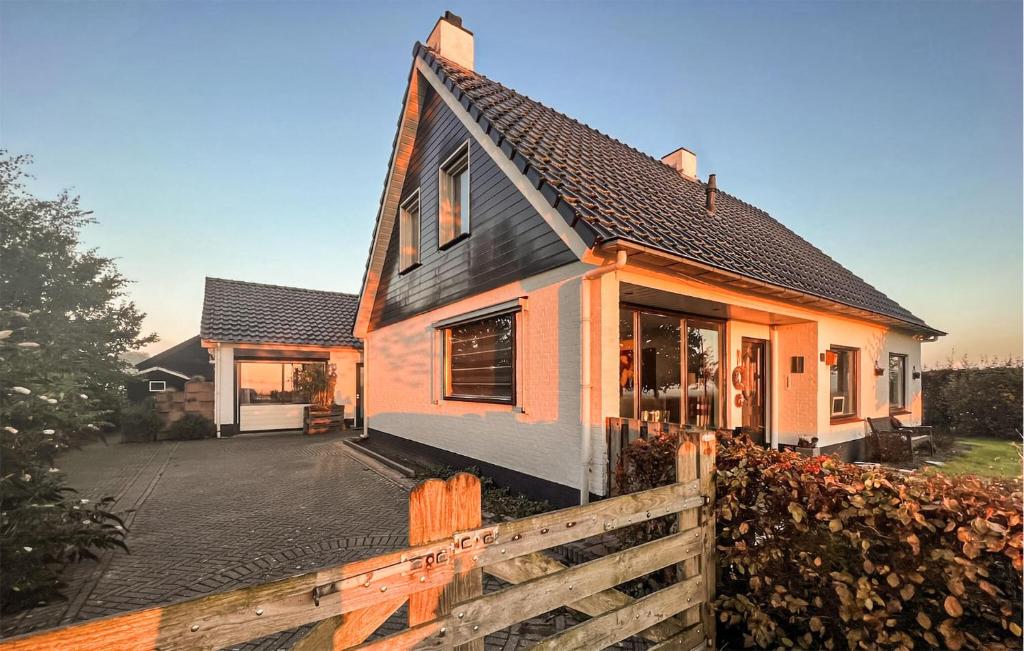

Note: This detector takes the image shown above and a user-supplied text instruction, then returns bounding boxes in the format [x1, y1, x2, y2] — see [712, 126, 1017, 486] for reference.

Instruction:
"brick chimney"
[426, 11, 474, 71]
[660, 147, 697, 181]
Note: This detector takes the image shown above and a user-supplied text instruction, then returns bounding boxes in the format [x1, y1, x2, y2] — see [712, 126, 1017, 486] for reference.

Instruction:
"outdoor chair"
[867, 416, 935, 461]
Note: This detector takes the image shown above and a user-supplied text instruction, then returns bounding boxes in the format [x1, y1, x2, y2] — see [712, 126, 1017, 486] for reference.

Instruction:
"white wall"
[816, 318, 923, 447]
[212, 344, 236, 428]
[366, 263, 589, 493]
[331, 348, 362, 420]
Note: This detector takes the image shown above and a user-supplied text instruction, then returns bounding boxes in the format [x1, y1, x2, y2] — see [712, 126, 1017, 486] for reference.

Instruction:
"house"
[200, 277, 363, 435]
[353, 13, 944, 506]
[129, 335, 212, 401]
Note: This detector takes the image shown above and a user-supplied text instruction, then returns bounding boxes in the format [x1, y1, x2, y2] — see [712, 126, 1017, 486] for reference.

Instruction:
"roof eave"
[600, 238, 945, 339]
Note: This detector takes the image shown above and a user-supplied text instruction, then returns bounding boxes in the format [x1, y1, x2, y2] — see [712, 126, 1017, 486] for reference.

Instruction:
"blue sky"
[2, 1, 1020, 365]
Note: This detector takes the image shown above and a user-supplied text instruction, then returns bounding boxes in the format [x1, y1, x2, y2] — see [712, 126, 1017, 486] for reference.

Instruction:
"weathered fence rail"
[0, 432, 716, 651]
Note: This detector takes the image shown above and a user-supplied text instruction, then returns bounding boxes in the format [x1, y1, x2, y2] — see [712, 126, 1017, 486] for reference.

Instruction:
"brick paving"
[1, 432, 647, 649]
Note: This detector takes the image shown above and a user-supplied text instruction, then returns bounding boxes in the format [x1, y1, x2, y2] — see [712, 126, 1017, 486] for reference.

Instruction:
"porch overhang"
[599, 240, 945, 340]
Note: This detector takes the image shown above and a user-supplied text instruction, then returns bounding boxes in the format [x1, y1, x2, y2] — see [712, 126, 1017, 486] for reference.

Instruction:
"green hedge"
[923, 365, 1023, 439]
[616, 433, 1023, 650]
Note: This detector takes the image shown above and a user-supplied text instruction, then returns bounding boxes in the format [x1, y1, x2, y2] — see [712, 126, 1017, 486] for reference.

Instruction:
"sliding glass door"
[619, 307, 723, 428]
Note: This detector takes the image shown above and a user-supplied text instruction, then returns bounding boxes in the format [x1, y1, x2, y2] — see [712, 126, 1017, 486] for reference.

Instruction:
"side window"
[828, 346, 858, 419]
[149, 380, 167, 392]
[399, 190, 421, 272]
[439, 142, 470, 247]
[889, 353, 907, 412]
[442, 312, 515, 403]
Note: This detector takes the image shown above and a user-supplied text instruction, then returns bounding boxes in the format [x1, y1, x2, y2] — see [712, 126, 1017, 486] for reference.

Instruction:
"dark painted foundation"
[780, 436, 868, 462]
[366, 429, 585, 507]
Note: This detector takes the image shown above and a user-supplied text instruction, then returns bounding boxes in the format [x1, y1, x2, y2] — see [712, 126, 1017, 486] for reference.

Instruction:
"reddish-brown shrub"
[616, 433, 1023, 650]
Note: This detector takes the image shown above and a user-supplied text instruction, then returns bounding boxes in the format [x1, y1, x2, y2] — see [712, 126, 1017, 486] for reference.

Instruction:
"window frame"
[148, 380, 167, 392]
[438, 141, 471, 249]
[441, 309, 517, 405]
[618, 304, 726, 428]
[888, 353, 908, 414]
[829, 345, 859, 421]
[398, 189, 421, 274]
[236, 360, 326, 405]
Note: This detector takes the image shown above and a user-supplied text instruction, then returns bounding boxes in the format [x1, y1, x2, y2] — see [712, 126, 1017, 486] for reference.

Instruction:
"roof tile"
[201, 278, 361, 348]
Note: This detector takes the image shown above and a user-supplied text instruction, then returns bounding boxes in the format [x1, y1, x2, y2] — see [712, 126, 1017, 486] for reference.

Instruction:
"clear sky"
[2, 1, 1020, 366]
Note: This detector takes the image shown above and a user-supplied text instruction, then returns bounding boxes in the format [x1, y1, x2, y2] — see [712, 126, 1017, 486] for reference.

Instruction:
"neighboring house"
[129, 335, 212, 401]
[354, 13, 944, 506]
[201, 277, 362, 435]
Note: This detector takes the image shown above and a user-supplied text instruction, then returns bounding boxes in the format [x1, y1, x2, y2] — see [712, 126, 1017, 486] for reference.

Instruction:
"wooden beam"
[354, 529, 704, 650]
[408, 474, 483, 651]
[646, 624, 708, 651]
[676, 435, 702, 632]
[530, 575, 703, 651]
[290, 599, 405, 651]
[486, 552, 686, 643]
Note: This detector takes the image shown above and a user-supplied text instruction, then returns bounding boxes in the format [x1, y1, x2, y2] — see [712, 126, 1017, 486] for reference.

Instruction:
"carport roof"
[201, 277, 362, 348]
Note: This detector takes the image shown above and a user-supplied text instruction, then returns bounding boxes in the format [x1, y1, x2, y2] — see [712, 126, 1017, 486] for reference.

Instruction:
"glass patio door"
[619, 307, 722, 428]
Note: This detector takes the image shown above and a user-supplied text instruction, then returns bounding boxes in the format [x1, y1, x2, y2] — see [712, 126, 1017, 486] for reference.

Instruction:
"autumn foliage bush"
[616, 433, 1023, 650]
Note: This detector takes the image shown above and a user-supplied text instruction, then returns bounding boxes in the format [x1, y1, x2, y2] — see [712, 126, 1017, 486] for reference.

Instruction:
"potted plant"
[293, 363, 337, 409]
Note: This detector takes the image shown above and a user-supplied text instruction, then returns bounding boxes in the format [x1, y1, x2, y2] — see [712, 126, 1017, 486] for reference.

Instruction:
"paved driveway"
[1, 432, 411, 648]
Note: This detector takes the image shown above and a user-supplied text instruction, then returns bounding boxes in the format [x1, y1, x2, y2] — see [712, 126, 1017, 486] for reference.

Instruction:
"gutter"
[579, 250, 627, 505]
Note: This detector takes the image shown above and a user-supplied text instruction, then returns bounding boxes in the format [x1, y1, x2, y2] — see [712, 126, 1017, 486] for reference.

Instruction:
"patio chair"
[867, 416, 935, 461]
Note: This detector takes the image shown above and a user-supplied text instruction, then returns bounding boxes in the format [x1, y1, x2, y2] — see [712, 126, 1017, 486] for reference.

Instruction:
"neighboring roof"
[136, 335, 212, 380]
[414, 44, 941, 335]
[201, 278, 361, 348]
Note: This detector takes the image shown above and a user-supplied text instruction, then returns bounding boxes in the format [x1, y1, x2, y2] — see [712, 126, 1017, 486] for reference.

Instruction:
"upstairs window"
[439, 142, 470, 247]
[889, 353, 907, 412]
[829, 346, 858, 419]
[443, 312, 515, 403]
[399, 191, 421, 272]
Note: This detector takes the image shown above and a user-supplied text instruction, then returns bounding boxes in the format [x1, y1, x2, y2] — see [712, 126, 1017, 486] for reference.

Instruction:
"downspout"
[214, 343, 222, 439]
[361, 336, 369, 439]
[579, 250, 627, 505]
[769, 326, 780, 450]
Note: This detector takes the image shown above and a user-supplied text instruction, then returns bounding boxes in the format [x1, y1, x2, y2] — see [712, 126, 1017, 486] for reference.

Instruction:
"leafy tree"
[0, 151, 155, 611]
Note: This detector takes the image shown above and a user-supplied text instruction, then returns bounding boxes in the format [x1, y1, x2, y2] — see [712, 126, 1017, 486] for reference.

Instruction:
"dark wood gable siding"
[369, 76, 578, 330]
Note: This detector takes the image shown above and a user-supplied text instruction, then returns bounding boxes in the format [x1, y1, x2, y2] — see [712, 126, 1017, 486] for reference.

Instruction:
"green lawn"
[937, 437, 1022, 479]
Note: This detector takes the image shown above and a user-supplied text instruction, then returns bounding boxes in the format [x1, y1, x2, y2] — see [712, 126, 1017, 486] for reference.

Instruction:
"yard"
[935, 436, 1023, 479]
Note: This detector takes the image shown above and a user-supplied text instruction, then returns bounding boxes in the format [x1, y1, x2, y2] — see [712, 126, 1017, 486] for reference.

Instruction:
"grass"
[936, 437, 1022, 479]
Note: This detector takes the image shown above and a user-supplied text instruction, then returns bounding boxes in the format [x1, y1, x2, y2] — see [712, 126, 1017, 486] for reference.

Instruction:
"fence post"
[700, 432, 717, 650]
[408, 472, 484, 651]
[675, 433, 703, 639]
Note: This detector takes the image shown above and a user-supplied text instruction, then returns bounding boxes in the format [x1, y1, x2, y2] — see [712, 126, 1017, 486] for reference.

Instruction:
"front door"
[740, 338, 768, 445]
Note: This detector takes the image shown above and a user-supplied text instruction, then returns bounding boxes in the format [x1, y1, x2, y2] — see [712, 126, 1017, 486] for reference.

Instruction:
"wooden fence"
[0, 433, 716, 651]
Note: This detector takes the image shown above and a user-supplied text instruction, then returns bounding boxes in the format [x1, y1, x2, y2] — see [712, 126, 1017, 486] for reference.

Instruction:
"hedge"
[616, 433, 1022, 650]
[923, 365, 1022, 439]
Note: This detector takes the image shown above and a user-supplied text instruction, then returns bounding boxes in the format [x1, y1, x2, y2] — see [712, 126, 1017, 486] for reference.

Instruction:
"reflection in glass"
[889, 354, 906, 411]
[687, 322, 720, 428]
[639, 313, 681, 423]
[445, 313, 515, 401]
[619, 308, 635, 418]
[238, 362, 323, 405]
[830, 348, 856, 416]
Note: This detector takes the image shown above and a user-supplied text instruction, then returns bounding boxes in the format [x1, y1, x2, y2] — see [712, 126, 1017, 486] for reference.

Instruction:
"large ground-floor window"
[238, 361, 325, 405]
[619, 307, 722, 428]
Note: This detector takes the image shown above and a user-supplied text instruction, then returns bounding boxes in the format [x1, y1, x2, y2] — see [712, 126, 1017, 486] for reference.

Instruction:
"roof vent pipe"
[706, 174, 717, 212]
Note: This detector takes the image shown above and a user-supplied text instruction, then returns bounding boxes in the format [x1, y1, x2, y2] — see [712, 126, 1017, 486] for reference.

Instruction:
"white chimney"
[661, 147, 697, 181]
[426, 11, 474, 71]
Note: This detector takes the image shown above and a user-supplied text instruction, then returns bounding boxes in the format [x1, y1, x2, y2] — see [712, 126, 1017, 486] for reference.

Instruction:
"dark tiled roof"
[201, 278, 361, 348]
[136, 335, 212, 380]
[418, 45, 939, 333]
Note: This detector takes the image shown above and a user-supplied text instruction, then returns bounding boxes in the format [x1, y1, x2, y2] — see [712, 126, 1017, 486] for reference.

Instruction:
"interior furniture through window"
[829, 346, 858, 419]
[399, 190, 421, 272]
[439, 142, 470, 247]
[618, 307, 722, 428]
[443, 311, 515, 403]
